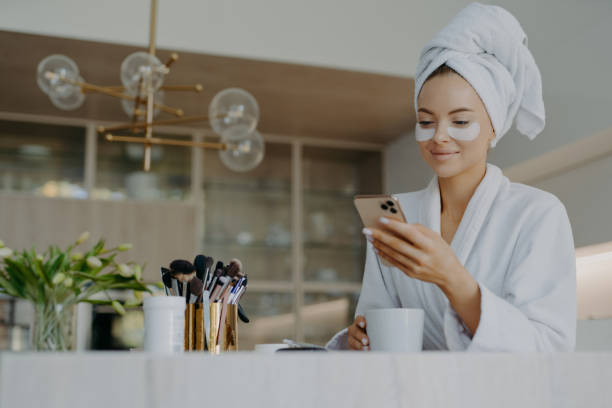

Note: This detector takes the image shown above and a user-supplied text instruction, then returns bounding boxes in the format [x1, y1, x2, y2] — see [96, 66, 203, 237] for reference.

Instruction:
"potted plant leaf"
[0, 233, 151, 351]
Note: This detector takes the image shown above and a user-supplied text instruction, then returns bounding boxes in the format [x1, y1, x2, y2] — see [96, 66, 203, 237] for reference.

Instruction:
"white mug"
[364, 308, 424, 352]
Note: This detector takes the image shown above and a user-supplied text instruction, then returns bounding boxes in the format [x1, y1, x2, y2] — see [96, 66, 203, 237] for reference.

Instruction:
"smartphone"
[354, 194, 407, 267]
[354, 194, 407, 229]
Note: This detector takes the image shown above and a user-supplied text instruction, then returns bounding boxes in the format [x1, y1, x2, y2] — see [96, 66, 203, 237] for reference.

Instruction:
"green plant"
[0, 233, 150, 313]
[0, 233, 151, 350]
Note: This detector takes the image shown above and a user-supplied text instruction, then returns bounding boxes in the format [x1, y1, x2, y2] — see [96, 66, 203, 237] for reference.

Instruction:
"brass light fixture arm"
[44, 71, 184, 117]
[98, 114, 211, 133]
[105, 133, 228, 151]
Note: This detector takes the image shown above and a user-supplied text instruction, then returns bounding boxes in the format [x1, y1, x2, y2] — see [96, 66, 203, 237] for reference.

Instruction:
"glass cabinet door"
[202, 142, 294, 348]
[201, 142, 292, 281]
[301, 146, 382, 344]
[302, 146, 382, 284]
[0, 119, 86, 198]
[94, 131, 191, 201]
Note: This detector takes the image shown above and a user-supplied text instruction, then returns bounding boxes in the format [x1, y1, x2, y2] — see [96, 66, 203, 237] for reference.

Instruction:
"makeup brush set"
[160, 255, 249, 353]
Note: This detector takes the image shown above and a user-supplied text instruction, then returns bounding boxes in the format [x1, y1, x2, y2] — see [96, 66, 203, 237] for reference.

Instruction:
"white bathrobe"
[327, 163, 576, 351]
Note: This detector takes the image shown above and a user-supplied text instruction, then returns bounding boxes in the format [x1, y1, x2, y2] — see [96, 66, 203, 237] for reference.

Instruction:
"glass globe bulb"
[120, 52, 166, 94]
[121, 90, 164, 118]
[209, 88, 259, 135]
[48, 75, 85, 110]
[219, 126, 265, 172]
[37, 54, 80, 95]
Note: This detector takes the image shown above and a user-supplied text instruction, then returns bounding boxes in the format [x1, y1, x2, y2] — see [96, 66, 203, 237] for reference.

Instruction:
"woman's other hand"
[348, 315, 370, 351]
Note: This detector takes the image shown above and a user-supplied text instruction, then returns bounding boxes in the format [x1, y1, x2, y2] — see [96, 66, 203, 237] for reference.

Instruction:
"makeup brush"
[237, 304, 249, 323]
[216, 276, 233, 301]
[207, 262, 225, 291]
[216, 289, 233, 345]
[175, 280, 182, 298]
[210, 276, 229, 302]
[161, 267, 173, 296]
[203, 288, 211, 349]
[204, 256, 214, 287]
[169, 259, 195, 299]
[230, 278, 245, 303]
[193, 255, 207, 281]
[169, 259, 195, 281]
[188, 277, 203, 304]
[227, 258, 243, 278]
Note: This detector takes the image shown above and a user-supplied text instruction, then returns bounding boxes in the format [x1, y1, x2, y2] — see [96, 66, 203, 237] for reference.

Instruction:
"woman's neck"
[438, 161, 487, 221]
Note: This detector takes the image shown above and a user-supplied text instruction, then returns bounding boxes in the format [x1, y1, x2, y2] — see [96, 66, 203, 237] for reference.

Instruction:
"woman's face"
[416, 72, 495, 179]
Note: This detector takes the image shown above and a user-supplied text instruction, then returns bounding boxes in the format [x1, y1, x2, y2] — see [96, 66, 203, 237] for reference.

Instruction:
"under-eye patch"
[447, 122, 480, 141]
[415, 124, 435, 141]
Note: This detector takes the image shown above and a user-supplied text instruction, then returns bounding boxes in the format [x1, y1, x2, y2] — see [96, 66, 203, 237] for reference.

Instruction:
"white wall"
[577, 319, 612, 351]
[0, 0, 464, 77]
[532, 153, 612, 248]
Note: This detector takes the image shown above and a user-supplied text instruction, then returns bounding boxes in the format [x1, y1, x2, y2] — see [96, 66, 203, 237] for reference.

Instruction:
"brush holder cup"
[184, 303, 238, 353]
[208, 303, 238, 354]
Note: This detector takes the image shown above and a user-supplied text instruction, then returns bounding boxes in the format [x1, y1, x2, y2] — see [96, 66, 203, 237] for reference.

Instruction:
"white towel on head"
[414, 2, 545, 147]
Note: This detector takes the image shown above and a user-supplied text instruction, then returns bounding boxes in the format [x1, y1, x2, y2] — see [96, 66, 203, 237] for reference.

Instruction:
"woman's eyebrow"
[417, 108, 434, 114]
[448, 107, 473, 114]
[417, 107, 473, 114]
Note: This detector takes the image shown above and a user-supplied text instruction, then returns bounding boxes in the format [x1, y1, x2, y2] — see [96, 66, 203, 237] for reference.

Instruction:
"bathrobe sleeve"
[444, 198, 577, 351]
[326, 242, 400, 350]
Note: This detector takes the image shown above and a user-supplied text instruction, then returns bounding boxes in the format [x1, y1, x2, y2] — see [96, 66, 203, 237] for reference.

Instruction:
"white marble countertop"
[1, 351, 611, 408]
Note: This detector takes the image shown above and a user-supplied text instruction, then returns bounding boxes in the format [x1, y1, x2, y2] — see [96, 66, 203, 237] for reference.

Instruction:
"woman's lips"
[431, 151, 460, 161]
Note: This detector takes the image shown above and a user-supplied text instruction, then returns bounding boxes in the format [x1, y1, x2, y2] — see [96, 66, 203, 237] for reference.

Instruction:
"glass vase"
[32, 302, 75, 351]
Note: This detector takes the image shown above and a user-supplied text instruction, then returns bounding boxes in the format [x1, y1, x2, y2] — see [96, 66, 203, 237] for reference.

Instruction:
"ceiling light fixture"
[36, 0, 264, 172]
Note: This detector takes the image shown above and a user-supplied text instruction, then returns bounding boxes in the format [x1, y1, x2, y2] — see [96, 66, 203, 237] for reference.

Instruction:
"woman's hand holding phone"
[354, 195, 407, 267]
[363, 217, 482, 335]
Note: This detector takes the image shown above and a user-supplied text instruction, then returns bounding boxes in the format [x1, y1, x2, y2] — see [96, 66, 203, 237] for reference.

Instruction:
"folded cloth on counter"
[327, 163, 576, 352]
[414, 2, 545, 147]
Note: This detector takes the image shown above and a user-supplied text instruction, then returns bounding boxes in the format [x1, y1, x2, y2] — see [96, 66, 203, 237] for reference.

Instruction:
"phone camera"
[380, 204, 388, 210]
[386, 201, 394, 207]
[390, 208, 397, 214]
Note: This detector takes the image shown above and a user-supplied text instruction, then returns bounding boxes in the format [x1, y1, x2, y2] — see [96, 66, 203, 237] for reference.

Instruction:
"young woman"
[327, 3, 576, 351]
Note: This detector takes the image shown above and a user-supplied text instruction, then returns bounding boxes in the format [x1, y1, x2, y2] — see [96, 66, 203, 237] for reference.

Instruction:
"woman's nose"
[432, 126, 451, 143]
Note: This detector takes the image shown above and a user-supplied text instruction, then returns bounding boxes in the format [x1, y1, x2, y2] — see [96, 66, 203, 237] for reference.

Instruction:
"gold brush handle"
[195, 305, 206, 351]
[184, 304, 195, 351]
[208, 303, 222, 354]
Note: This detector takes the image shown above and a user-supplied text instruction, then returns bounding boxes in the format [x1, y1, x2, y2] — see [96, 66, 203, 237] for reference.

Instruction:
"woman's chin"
[427, 156, 464, 178]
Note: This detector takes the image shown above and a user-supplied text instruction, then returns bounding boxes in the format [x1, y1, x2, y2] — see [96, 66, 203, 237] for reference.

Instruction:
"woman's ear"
[486, 129, 495, 152]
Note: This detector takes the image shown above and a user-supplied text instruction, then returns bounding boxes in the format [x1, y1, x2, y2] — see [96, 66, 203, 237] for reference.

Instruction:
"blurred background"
[1, 0, 611, 351]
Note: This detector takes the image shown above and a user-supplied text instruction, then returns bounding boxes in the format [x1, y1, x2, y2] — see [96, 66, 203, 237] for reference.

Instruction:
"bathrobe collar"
[418, 163, 505, 265]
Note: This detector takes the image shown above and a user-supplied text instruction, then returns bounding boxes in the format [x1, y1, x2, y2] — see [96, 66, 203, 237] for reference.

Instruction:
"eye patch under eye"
[415, 124, 435, 141]
[447, 122, 480, 141]
[414, 122, 480, 142]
